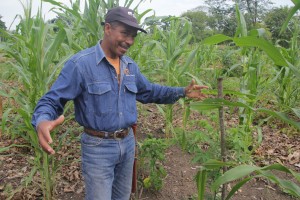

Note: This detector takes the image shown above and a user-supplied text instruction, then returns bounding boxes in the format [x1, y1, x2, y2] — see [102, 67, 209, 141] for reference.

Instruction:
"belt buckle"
[113, 129, 124, 140]
[103, 131, 109, 139]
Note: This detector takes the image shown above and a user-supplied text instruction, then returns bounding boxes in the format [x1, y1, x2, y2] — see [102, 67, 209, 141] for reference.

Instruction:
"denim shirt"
[32, 42, 185, 132]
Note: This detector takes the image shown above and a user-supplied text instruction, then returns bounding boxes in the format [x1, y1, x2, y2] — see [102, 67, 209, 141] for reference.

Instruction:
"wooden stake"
[218, 78, 227, 200]
[0, 96, 2, 138]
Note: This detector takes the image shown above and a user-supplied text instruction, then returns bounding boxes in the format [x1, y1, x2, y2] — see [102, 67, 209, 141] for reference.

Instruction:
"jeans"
[81, 128, 135, 200]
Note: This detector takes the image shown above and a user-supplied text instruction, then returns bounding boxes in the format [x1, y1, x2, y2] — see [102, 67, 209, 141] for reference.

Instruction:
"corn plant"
[196, 159, 300, 200]
[274, 19, 300, 113]
[213, 163, 300, 199]
[189, 6, 300, 198]
[0, 0, 72, 198]
[43, 0, 151, 49]
[138, 17, 196, 137]
[201, 4, 300, 131]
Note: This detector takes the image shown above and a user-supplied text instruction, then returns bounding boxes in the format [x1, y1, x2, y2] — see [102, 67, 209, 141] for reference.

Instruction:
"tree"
[204, 0, 275, 36]
[0, 15, 6, 42]
[237, 0, 273, 28]
[181, 10, 213, 42]
[264, 6, 294, 47]
[0, 15, 6, 30]
[205, 0, 235, 35]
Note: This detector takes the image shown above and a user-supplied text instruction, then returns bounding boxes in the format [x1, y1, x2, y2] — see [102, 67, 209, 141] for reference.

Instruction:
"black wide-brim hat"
[101, 7, 147, 33]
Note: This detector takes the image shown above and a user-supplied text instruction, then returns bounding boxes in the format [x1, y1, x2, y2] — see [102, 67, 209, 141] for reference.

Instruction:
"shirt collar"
[95, 40, 134, 66]
[95, 41, 105, 65]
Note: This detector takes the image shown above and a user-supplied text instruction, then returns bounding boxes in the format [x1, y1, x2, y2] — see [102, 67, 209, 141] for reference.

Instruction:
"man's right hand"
[37, 115, 65, 155]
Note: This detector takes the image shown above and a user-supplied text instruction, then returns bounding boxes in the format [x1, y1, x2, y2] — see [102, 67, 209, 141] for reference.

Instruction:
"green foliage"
[181, 10, 213, 42]
[237, 0, 273, 27]
[139, 138, 169, 190]
[204, 0, 274, 36]
[0, 0, 300, 199]
[43, 0, 151, 49]
[190, 98, 300, 130]
[212, 163, 300, 199]
[0, 16, 6, 30]
[226, 125, 263, 163]
[204, 0, 236, 35]
[280, 0, 300, 34]
[0, 1, 72, 199]
[196, 168, 207, 200]
[141, 16, 195, 137]
[174, 116, 221, 164]
[264, 6, 294, 47]
[274, 19, 300, 111]
[196, 160, 300, 200]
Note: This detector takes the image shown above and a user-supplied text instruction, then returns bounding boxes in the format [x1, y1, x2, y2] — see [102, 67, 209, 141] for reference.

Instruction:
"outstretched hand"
[37, 115, 65, 155]
[184, 79, 208, 100]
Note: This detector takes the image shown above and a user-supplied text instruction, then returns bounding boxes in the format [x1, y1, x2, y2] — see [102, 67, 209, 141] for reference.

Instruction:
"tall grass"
[0, 0, 72, 198]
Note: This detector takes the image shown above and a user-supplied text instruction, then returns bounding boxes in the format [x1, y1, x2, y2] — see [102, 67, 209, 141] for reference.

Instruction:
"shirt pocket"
[87, 82, 113, 114]
[124, 82, 137, 113]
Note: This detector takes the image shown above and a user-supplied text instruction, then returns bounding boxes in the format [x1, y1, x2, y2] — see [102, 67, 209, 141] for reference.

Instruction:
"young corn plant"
[141, 17, 195, 138]
[196, 159, 300, 200]
[213, 163, 300, 199]
[43, 0, 151, 49]
[275, 18, 300, 114]
[0, 1, 72, 198]
[190, 4, 300, 199]
[201, 4, 300, 143]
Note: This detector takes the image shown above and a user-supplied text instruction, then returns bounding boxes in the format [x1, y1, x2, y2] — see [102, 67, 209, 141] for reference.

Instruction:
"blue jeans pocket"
[81, 132, 103, 147]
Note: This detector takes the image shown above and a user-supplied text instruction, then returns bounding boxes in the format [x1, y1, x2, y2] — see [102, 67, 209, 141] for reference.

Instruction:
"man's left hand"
[184, 79, 208, 100]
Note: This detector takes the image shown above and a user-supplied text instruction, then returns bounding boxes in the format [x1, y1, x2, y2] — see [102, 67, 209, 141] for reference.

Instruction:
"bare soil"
[0, 102, 299, 200]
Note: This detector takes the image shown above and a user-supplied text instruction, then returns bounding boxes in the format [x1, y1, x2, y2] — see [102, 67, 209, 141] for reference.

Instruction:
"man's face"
[105, 22, 138, 58]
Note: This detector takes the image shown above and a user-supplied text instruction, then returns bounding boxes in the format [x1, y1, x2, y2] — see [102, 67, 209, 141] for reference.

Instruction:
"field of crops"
[0, 0, 299, 199]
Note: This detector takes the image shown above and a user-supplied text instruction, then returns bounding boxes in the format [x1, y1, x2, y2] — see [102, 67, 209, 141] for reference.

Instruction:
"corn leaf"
[44, 27, 66, 68]
[280, 0, 300, 34]
[233, 37, 288, 66]
[235, 4, 247, 37]
[0, 144, 30, 153]
[203, 34, 232, 45]
[196, 169, 207, 200]
[42, 0, 82, 19]
[291, 108, 300, 118]
[225, 177, 254, 200]
[191, 99, 300, 130]
[211, 165, 260, 191]
[261, 163, 300, 182]
[1, 108, 12, 135]
[260, 170, 300, 197]
[202, 159, 235, 170]
[257, 108, 300, 130]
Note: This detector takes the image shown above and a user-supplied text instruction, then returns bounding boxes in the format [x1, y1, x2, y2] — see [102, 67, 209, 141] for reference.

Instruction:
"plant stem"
[218, 77, 227, 200]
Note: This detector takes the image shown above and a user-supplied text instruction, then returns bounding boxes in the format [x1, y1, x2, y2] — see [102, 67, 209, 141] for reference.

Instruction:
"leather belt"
[84, 127, 130, 139]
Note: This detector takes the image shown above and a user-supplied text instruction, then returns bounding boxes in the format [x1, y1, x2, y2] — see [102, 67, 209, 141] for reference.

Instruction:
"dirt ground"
[0, 103, 299, 200]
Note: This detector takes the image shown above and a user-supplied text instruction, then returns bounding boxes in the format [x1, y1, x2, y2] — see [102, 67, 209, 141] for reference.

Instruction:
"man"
[32, 6, 208, 200]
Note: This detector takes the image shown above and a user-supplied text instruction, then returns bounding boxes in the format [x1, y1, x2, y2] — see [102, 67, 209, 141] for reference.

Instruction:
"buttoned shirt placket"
[118, 59, 126, 130]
